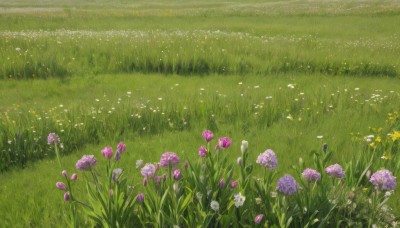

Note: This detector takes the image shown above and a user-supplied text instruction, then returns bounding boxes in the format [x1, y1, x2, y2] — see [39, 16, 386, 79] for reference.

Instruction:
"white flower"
[136, 160, 144, 168]
[287, 84, 295, 89]
[234, 192, 245, 208]
[316, 135, 323, 139]
[210, 200, 220, 211]
[241, 140, 248, 154]
[255, 197, 262, 205]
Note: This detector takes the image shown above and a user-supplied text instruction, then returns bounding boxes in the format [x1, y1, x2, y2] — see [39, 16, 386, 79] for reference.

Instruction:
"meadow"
[0, 0, 400, 227]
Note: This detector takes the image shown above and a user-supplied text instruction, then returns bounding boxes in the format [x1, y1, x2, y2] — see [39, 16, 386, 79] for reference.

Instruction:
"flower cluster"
[256, 149, 277, 170]
[302, 168, 321, 182]
[370, 169, 397, 191]
[325, 164, 345, 179]
[276, 174, 298, 196]
[75, 155, 97, 170]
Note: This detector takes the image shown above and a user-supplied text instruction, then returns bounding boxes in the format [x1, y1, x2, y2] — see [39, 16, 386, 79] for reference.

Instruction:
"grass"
[0, 0, 400, 226]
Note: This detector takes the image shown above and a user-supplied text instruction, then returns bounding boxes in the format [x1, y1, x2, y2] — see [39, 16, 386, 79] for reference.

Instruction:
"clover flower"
[159, 152, 180, 168]
[141, 163, 156, 178]
[202, 130, 214, 142]
[276, 174, 298, 196]
[256, 149, 277, 170]
[370, 169, 397, 191]
[234, 192, 245, 208]
[302, 168, 321, 182]
[325, 164, 345, 179]
[47, 133, 60, 145]
[75, 155, 97, 171]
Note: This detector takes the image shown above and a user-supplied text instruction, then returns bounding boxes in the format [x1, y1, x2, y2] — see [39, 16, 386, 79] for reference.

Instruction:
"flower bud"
[184, 160, 189, 170]
[64, 192, 70, 202]
[101, 146, 113, 159]
[137, 192, 144, 203]
[173, 169, 182, 180]
[142, 178, 147, 186]
[219, 179, 225, 189]
[237, 157, 243, 166]
[117, 142, 126, 153]
[56, 182, 67, 191]
[241, 140, 248, 154]
[198, 146, 207, 157]
[71, 173, 78, 181]
[62, 170, 68, 178]
[254, 214, 264, 224]
[230, 181, 238, 188]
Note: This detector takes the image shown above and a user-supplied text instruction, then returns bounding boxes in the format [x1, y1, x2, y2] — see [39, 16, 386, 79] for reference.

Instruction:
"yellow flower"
[375, 136, 381, 143]
[390, 131, 400, 141]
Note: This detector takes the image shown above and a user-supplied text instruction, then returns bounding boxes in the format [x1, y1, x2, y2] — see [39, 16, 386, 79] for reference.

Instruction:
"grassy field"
[0, 0, 400, 226]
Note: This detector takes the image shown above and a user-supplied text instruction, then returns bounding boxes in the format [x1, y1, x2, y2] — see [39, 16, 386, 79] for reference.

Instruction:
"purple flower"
[47, 133, 60, 145]
[62, 170, 68, 178]
[198, 146, 208, 157]
[370, 169, 397, 191]
[202, 130, 214, 142]
[75, 155, 97, 171]
[142, 178, 147, 186]
[71, 173, 78, 181]
[325, 164, 345, 179]
[302, 168, 321, 182]
[276, 174, 298, 196]
[215, 144, 220, 151]
[254, 214, 264, 224]
[184, 160, 189, 170]
[219, 179, 225, 188]
[154, 176, 161, 184]
[141, 163, 156, 178]
[173, 169, 182, 180]
[56, 182, 67, 190]
[218, 137, 231, 149]
[101, 146, 113, 159]
[137, 192, 144, 203]
[117, 142, 126, 153]
[115, 151, 121, 161]
[256, 149, 277, 170]
[159, 152, 180, 168]
[64, 192, 70, 202]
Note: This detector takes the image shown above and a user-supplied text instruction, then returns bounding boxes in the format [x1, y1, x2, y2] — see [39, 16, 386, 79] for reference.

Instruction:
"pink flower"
[218, 137, 231, 149]
[56, 182, 67, 190]
[256, 149, 277, 170]
[219, 179, 225, 188]
[184, 160, 189, 170]
[173, 169, 182, 180]
[230, 180, 238, 188]
[159, 152, 180, 168]
[76, 155, 97, 171]
[370, 169, 397, 191]
[101, 146, 113, 159]
[71, 173, 78, 181]
[64, 192, 70, 202]
[142, 178, 147, 186]
[254, 214, 264, 224]
[276, 174, 298, 196]
[302, 168, 321, 182]
[325, 164, 345, 179]
[237, 157, 243, 166]
[117, 142, 126, 153]
[141, 163, 156, 178]
[202, 130, 214, 142]
[198, 146, 207, 157]
[47, 133, 60, 145]
[62, 170, 68, 178]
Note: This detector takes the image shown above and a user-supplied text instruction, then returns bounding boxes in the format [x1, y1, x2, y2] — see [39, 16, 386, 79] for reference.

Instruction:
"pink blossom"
[198, 146, 207, 157]
[159, 152, 180, 168]
[218, 137, 231, 149]
[56, 182, 67, 190]
[75, 155, 97, 171]
[101, 146, 113, 159]
[202, 130, 214, 142]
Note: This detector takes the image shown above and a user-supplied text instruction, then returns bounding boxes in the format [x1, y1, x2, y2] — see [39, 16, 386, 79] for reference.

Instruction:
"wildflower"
[141, 163, 156, 178]
[276, 174, 298, 196]
[71, 173, 77, 181]
[255, 197, 262, 204]
[184, 160, 189, 170]
[154, 176, 161, 184]
[114, 151, 121, 161]
[234, 192, 245, 207]
[302, 168, 321, 182]
[230, 181, 238, 188]
[218, 137, 231, 149]
[173, 169, 182, 180]
[202, 130, 214, 142]
[61, 170, 68, 178]
[47, 133, 60, 145]
[56, 182, 67, 190]
[370, 169, 397, 191]
[210, 201, 220, 212]
[137, 192, 144, 203]
[254, 214, 264, 224]
[237, 157, 243, 166]
[75, 155, 97, 171]
[142, 178, 147, 186]
[325, 164, 345, 179]
[241, 140, 248, 154]
[64, 192, 70, 202]
[159, 152, 180, 168]
[219, 179, 225, 188]
[256, 149, 277, 170]
[322, 143, 328, 152]
[215, 144, 220, 151]
[198, 146, 207, 157]
[136, 160, 144, 169]
[112, 168, 123, 182]
[101, 146, 113, 159]
[117, 142, 126, 153]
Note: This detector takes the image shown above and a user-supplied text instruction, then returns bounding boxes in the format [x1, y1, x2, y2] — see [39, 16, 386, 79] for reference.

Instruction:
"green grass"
[1, 0, 400, 226]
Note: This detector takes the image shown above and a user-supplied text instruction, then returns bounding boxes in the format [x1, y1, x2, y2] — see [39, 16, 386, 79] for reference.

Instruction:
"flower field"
[0, 0, 400, 227]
